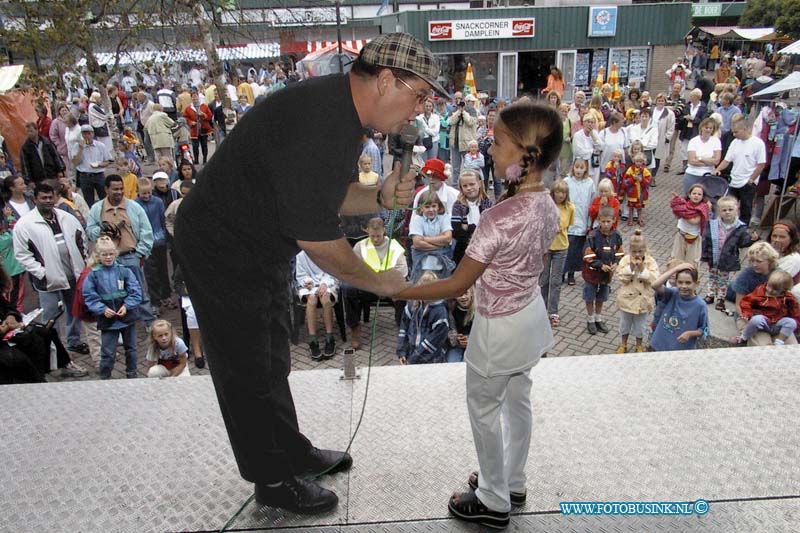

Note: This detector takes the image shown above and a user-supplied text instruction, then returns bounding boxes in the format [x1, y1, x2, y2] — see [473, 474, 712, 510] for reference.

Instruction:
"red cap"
[421, 158, 447, 181]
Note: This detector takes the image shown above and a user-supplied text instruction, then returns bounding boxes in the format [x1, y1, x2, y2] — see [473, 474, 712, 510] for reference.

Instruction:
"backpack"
[72, 267, 94, 322]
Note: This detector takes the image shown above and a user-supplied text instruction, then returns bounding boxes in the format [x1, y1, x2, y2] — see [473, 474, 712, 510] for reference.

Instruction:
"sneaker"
[634, 345, 645, 353]
[567, 273, 576, 286]
[68, 342, 90, 355]
[616, 344, 627, 354]
[309, 340, 323, 361]
[595, 321, 610, 334]
[60, 361, 87, 378]
[587, 321, 598, 335]
[323, 337, 335, 358]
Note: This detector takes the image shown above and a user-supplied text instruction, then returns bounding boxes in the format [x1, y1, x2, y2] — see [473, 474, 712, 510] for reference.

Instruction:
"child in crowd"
[81, 237, 142, 379]
[650, 262, 709, 351]
[615, 229, 659, 353]
[136, 178, 172, 317]
[670, 184, 710, 268]
[145, 319, 190, 377]
[589, 178, 621, 230]
[152, 171, 180, 209]
[621, 153, 651, 226]
[409, 190, 455, 282]
[171, 159, 196, 192]
[120, 138, 142, 178]
[462, 140, 485, 173]
[295, 250, 339, 361]
[445, 286, 474, 363]
[564, 158, 594, 285]
[0, 153, 17, 179]
[121, 125, 139, 147]
[358, 154, 380, 186]
[397, 271, 449, 365]
[582, 205, 624, 334]
[701, 196, 757, 313]
[157, 156, 179, 183]
[627, 139, 645, 166]
[451, 169, 493, 264]
[541, 179, 573, 327]
[604, 148, 626, 202]
[736, 270, 800, 346]
[395, 103, 562, 529]
[558, 104, 572, 177]
[116, 157, 138, 199]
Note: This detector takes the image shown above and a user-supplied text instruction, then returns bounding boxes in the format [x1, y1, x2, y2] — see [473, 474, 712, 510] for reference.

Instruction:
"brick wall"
[648, 44, 685, 94]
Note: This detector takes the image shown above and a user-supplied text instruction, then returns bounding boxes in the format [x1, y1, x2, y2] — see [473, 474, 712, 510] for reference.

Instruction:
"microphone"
[398, 123, 419, 179]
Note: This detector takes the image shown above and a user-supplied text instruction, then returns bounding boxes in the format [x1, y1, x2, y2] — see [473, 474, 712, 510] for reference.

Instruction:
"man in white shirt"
[714, 116, 766, 225]
[156, 82, 177, 119]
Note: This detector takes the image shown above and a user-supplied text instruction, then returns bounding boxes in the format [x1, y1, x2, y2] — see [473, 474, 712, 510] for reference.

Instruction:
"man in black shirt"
[174, 33, 447, 514]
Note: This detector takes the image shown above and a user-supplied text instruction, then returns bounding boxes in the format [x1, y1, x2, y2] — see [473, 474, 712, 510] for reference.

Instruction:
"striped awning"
[78, 42, 281, 67]
[0, 65, 24, 93]
[307, 39, 367, 53]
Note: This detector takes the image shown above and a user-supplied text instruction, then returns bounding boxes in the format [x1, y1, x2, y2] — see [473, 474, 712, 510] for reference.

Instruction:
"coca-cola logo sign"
[512, 19, 535, 37]
[429, 22, 452, 40]
[428, 18, 535, 41]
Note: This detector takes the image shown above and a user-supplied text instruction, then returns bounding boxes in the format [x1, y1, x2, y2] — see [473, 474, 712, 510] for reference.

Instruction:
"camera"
[458, 101, 466, 107]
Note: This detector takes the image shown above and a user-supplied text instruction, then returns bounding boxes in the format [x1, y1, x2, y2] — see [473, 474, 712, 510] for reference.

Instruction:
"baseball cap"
[421, 158, 447, 181]
[359, 33, 448, 97]
[153, 171, 170, 181]
[80, 124, 93, 133]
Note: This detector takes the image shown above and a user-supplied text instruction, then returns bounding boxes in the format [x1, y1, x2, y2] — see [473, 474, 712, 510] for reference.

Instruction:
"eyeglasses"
[396, 76, 432, 104]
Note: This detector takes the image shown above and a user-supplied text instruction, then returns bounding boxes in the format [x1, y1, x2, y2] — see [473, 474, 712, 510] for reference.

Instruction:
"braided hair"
[495, 102, 562, 203]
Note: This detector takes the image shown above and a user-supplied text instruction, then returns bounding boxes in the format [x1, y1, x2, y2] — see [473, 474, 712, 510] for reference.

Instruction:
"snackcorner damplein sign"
[428, 18, 535, 41]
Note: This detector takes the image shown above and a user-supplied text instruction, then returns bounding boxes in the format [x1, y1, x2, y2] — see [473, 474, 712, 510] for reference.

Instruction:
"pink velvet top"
[466, 190, 560, 318]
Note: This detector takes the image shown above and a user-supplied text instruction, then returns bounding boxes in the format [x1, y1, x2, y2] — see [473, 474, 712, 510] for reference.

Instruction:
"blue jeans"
[742, 316, 797, 341]
[100, 325, 137, 379]
[450, 148, 463, 186]
[446, 346, 464, 362]
[116, 253, 155, 326]
[38, 286, 82, 348]
[540, 249, 567, 316]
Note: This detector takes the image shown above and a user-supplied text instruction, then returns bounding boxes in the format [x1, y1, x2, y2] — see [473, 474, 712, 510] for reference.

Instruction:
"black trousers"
[728, 182, 757, 225]
[342, 284, 404, 328]
[192, 135, 209, 164]
[174, 210, 311, 483]
[144, 241, 171, 303]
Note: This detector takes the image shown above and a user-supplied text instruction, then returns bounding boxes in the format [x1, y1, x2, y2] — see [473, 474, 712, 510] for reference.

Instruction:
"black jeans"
[728, 182, 756, 225]
[342, 284, 404, 328]
[192, 135, 209, 164]
[77, 171, 106, 206]
[174, 206, 312, 483]
[144, 241, 171, 303]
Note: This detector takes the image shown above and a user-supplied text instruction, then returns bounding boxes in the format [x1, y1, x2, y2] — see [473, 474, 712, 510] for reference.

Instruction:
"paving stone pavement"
[46, 157, 769, 385]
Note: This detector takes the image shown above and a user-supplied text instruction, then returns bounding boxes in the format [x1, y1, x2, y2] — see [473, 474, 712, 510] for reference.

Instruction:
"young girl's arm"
[652, 262, 695, 296]
[425, 229, 453, 247]
[411, 235, 442, 251]
[170, 354, 188, 377]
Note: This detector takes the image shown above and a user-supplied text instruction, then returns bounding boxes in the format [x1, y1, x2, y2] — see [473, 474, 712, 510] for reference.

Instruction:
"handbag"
[422, 136, 433, 150]
[643, 149, 654, 166]
[93, 124, 109, 137]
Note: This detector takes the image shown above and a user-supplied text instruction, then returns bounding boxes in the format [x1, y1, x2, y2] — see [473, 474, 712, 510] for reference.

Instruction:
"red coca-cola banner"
[428, 18, 535, 41]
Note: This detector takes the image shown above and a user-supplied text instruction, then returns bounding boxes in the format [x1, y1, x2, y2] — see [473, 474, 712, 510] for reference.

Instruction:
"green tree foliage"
[740, 0, 781, 28]
[775, 0, 800, 39]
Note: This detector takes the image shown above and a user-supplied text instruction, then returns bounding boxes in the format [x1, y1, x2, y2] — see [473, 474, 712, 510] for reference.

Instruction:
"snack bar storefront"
[378, 3, 691, 101]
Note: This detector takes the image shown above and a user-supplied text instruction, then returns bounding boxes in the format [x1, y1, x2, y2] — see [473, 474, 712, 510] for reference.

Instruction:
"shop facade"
[378, 3, 692, 102]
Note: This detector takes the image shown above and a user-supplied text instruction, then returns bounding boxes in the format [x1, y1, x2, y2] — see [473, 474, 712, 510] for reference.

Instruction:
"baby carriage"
[697, 172, 730, 215]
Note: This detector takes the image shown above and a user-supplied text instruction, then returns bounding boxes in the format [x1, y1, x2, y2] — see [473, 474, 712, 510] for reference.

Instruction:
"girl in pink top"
[397, 102, 561, 530]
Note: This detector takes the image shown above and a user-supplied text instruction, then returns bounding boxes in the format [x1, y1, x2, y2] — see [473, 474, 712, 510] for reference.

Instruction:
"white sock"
[595, 314, 603, 322]
[587, 315, 595, 322]
[774, 339, 785, 345]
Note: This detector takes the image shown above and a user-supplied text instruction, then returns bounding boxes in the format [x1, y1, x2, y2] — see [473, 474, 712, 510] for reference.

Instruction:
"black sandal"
[468, 471, 527, 506]
[448, 489, 509, 529]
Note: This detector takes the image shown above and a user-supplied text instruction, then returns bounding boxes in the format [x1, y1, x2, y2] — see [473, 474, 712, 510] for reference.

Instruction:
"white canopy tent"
[779, 41, 800, 55]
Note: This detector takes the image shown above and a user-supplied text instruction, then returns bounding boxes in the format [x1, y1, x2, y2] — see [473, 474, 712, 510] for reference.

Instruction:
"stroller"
[697, 172, 730, 215]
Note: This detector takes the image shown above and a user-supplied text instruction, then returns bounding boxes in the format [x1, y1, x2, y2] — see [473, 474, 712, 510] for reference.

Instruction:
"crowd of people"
[0, 45, 799, 385]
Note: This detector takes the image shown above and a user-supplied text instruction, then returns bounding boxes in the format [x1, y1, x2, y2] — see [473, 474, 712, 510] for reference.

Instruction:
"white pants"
[466, 365, 533, 513]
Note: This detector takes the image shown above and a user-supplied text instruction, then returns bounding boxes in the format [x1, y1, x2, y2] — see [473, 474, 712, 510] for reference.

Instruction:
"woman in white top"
[626, 107, 659, 172]
[87, 92, 113, 152]
[683, 117, 721, 195]
[418, 99, 441, 161]
[572, 114, 604, 186]
[651, 93, 676, 186]
[64, 114, 83, 181]
[599, 112, 627, 170]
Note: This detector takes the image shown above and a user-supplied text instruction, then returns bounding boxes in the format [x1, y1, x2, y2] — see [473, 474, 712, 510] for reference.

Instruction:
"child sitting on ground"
[296, 250, 339, 361]
[397, 271, 449, 365]
[582, 205, 624, 335]
[735, 270, 800, 346]
[589, 178, 621, 230]
[670, 183, 710, 268]
[145, 319, 190, 377]
[701, 196, 758, 313]
[615, 229, 660, 353]
[409, 190, 455, 282]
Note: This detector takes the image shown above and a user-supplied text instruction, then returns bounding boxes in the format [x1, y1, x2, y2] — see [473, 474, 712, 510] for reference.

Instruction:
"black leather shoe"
[295, 447, 353, 476]
[254, 477, 338, 514]
[595, 321, 610, 334]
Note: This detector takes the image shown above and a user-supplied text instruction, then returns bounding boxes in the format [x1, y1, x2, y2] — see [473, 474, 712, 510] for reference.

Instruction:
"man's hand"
[381, 161, 416, 209]
[103, 308, 117, 318]
[117, 305, 127, 317]
[601, 264, 613, 272]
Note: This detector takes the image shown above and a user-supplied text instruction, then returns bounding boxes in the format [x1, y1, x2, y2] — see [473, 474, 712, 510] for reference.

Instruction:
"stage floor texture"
[2, 346, 799, 532]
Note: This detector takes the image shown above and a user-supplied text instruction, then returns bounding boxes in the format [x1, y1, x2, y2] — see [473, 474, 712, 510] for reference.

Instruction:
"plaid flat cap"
[359, 33, 448, 97]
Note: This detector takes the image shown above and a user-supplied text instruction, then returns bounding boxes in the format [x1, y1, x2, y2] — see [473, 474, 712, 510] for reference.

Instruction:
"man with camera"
[12, 182, 90, 369]
[449, 94, 478, 183]
[86, 174, 155, 328]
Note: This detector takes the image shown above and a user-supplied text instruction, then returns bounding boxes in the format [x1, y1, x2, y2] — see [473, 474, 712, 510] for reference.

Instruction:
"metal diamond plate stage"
[2, 346, 800, 532]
